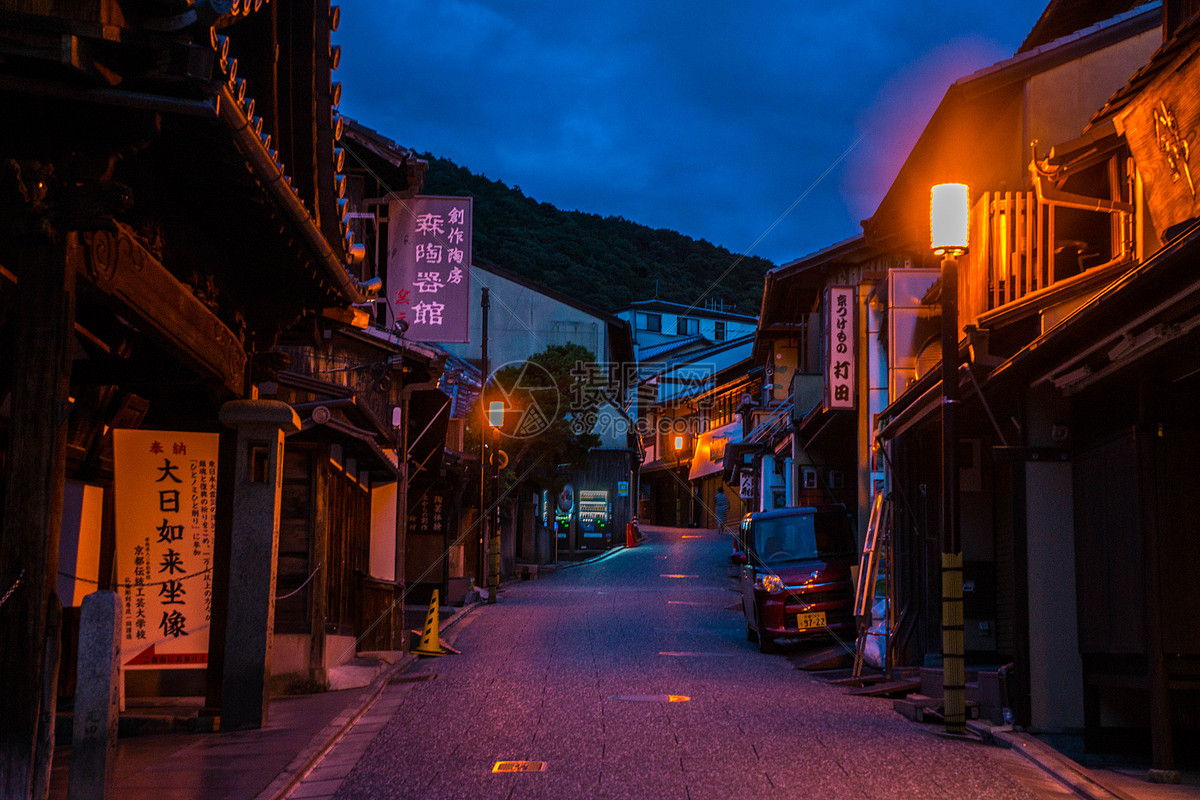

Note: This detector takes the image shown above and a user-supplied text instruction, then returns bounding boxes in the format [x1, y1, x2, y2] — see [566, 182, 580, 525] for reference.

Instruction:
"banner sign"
[113, 429, 219, 669]
[386, 195, 473, 342]
[825, 286, 856, 411]
[739, 472, 756, 500]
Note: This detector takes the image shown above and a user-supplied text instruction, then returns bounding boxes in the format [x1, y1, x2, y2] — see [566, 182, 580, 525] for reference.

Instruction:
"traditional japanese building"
[0, 0, 440, 790]
[862, 0, 1196, 771]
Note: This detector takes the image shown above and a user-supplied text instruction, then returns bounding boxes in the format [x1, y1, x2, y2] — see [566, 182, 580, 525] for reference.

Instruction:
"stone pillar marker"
[69, 591, 122, 800]
[218, 399, 299, 730]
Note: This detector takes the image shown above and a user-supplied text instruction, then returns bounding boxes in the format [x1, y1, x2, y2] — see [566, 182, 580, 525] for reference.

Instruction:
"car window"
[752, 511, 855, 563]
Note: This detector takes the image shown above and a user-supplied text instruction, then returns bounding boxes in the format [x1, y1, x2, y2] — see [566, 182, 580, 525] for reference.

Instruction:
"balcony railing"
[964, 188, 1133, 322]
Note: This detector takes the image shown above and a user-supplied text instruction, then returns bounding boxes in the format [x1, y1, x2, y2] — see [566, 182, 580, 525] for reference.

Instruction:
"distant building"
[616, 299, 757, 351]
[436, 260, 639, 562]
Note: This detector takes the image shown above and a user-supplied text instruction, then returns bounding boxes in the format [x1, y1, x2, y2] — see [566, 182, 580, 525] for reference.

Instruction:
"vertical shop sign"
[113, 429, 218, 669]
[825, 286, 856, 410]
[386, 195, 473, 342]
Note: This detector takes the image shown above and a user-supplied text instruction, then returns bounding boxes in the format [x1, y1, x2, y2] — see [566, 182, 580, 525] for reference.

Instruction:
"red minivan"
[737, 505, 858, 653]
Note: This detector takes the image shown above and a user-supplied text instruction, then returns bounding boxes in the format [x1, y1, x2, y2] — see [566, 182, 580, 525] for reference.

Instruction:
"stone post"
[68, 591, 122, 800]
[217, 400, 299, 730]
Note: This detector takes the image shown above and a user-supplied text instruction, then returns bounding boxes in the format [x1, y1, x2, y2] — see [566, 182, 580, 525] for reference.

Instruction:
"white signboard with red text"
[113, 429, 218, 669]
[825, 286, 856, 411]
[386, 195, 473, 342]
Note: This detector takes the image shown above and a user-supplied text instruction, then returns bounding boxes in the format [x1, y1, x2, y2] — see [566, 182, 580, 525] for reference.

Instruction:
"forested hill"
[418, 155, 773, 314]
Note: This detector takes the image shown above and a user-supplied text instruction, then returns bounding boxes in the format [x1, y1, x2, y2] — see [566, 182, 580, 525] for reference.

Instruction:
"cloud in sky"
[335, 1, 1049, 264]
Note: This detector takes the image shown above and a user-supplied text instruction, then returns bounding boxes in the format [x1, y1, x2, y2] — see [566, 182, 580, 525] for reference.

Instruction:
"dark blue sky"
[336, 2, 1049, 265]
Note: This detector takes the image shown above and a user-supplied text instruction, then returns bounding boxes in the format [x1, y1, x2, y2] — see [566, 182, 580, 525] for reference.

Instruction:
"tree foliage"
[419, 154, 773, 314]
[466, 343, 603, 497]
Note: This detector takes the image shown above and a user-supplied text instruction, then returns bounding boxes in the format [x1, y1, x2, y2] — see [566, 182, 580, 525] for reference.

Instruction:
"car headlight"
[755, 573, 785, 594]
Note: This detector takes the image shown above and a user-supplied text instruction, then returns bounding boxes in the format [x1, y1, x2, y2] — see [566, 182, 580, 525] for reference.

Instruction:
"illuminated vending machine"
[555, 484, 574, 554]
[578, 489, 610, 549]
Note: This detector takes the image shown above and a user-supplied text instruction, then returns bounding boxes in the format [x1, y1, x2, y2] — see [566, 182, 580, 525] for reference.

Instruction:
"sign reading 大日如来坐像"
[113, 429, 218, 669]
[386, 195, 473, 342]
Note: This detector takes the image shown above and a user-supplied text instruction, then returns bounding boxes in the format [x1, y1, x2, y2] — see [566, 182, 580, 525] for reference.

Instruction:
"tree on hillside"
[419, 154, 773, 314]
[466, 343, 602, 498]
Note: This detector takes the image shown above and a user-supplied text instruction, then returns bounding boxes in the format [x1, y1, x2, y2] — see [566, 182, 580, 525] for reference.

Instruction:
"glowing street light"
[488, 401, 505, 428]
[932, 182, 968, 735]
[931, 183, 970, 256]
[673, 434, 686, 527]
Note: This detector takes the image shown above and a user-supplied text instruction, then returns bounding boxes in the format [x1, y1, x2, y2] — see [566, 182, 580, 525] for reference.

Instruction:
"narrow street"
[291, 526, 1060, 800]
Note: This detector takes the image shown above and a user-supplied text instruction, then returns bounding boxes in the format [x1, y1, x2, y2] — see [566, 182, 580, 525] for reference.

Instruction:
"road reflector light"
[493, 761, 546, 773]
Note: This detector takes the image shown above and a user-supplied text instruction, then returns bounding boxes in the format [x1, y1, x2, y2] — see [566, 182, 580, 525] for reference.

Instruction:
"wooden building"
[866, 0, 1196, 771]
[0, 0, 432, 793]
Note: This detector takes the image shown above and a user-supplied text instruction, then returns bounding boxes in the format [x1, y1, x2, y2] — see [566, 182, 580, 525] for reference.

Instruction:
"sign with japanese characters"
[739, 472, 756, 500]
[825, 286, 856, 411]
[386, 195, 473, 342]
[112, 429, 218, 669]
[407, 492, 446, 535]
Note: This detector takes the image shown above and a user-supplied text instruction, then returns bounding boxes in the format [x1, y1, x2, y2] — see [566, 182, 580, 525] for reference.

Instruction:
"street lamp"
[932, 182, 968, 735]
[673, 434, 684, 527]
[487, 401, 503, 604]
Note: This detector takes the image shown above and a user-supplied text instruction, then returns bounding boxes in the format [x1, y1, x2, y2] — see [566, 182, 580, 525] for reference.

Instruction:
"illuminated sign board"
[825, 286, 856, 410]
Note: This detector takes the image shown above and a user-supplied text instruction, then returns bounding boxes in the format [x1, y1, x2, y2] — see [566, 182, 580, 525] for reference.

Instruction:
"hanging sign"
[825, 286, 856, 410]
[113, 429, 219, 669]
[739, 472, 756, 500]
[386, 195, 473, 342]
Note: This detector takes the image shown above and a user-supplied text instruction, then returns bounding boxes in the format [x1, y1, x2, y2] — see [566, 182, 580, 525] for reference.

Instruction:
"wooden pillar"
[0, 234, 78, 799]
[1138, 388, 1174, 773]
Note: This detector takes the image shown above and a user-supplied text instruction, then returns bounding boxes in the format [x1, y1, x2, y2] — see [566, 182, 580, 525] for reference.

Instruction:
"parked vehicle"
[730, 512, 750, 565]
[738, 505, 857, 653]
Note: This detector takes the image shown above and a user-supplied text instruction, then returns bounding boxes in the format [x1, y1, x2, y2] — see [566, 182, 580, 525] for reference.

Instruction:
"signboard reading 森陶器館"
[386, 195, 473, 342]
[113, 429, 219, 669]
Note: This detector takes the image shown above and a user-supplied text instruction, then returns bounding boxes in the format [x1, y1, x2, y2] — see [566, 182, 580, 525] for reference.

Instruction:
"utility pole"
[392, 332, 409, 652]
[479, 288, 489, 596]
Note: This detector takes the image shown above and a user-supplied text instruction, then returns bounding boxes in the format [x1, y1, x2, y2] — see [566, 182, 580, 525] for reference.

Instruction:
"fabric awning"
[688, 420, 743, 481]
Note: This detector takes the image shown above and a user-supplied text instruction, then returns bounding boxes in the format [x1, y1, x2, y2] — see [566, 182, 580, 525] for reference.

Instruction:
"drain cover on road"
[493, 761, 546, 773]
[608, 694, 690, 703]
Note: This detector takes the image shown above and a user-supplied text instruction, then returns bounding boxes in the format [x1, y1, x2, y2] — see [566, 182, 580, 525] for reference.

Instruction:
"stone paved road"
[303, 525, 1061, 800]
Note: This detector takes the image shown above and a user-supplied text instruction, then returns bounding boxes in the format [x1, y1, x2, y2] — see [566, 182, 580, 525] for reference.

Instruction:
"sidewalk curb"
[256, 602, 479, 800]
[541, 543, 633, 572]
[974, 723, 1139, 800]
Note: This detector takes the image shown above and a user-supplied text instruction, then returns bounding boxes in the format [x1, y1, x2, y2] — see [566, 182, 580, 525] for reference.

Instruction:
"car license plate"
[796, 611, 826, 631]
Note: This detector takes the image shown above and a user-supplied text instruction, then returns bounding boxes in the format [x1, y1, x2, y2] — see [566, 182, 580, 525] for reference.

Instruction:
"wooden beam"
[0, 234, 77, 799]
[79, 224, 245, 394]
